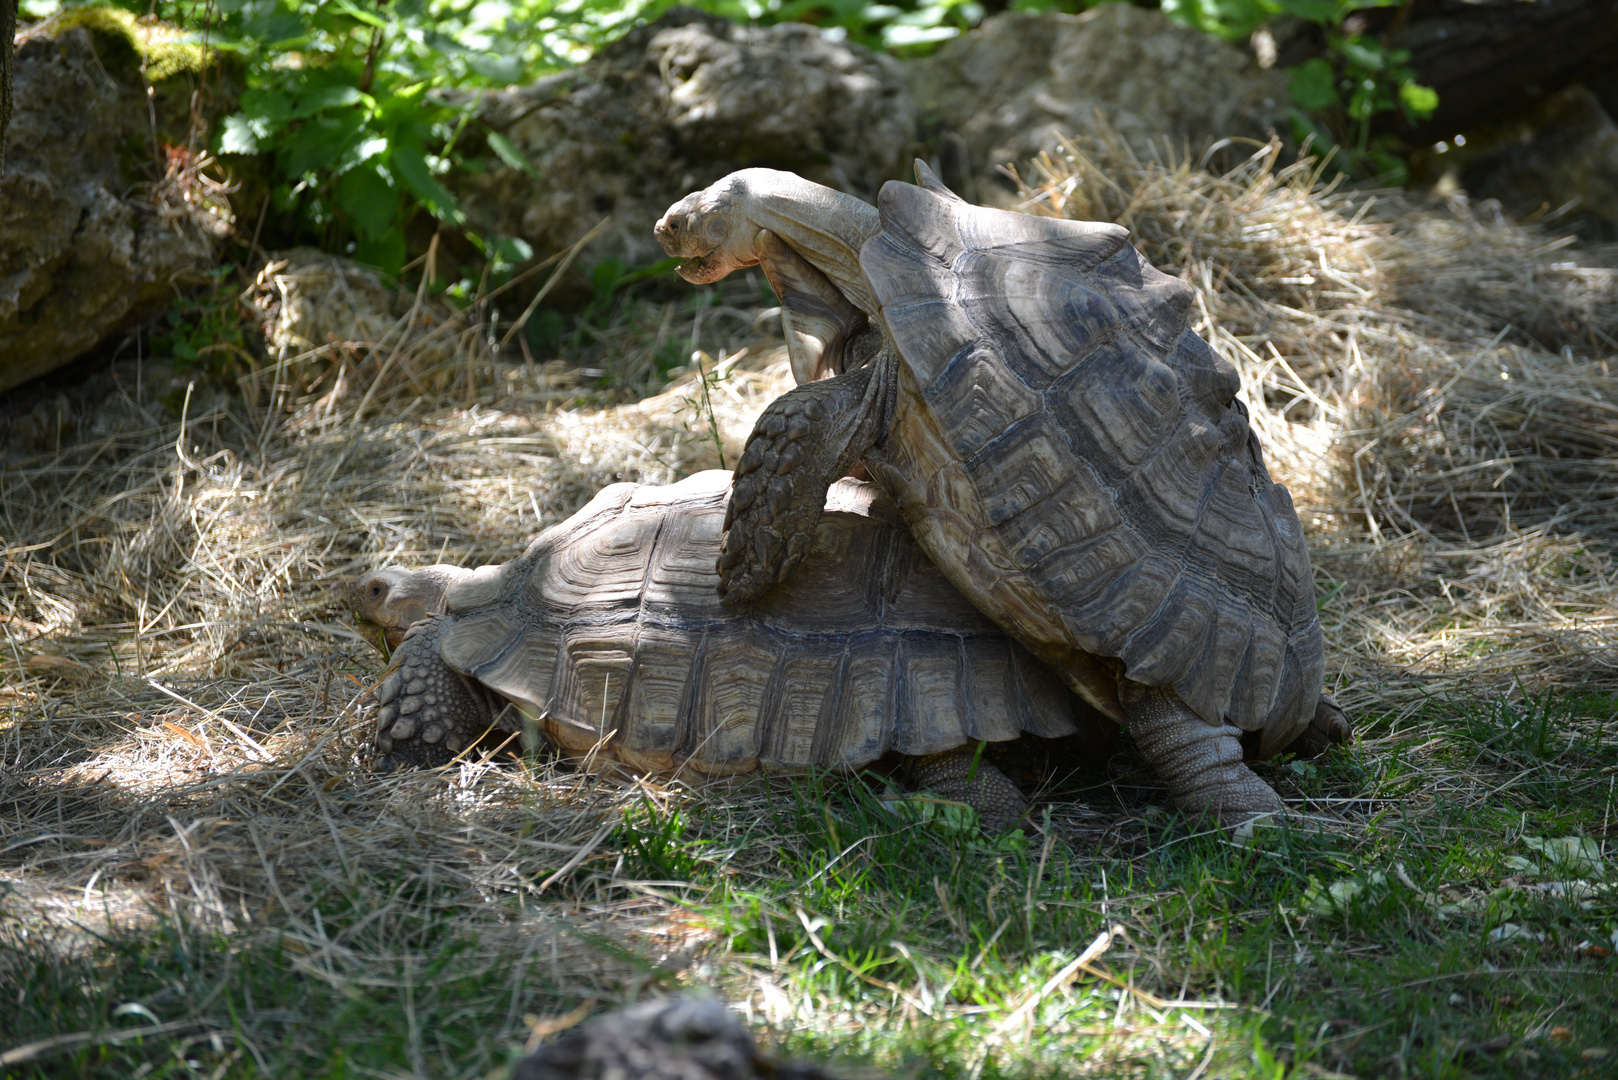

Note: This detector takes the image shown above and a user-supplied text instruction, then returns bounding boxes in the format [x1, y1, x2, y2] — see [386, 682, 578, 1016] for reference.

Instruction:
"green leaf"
[1337, 36, 1387, 71]
[354, 231, 407, 278]
[485, 131, 537, 176]
[334, 165, 398, 240]
[1400, 81, 1439, 121]
[389, 132, 465, 224]
[293, 84, 369, 118]
[239, 87, 293, 126]
[328, 0, 388, 28]
[1288, 58, 1338, 112]
[1276, 0, 1339, 24]
[219, 112, 267, 155]
[283, 112, 367, 179]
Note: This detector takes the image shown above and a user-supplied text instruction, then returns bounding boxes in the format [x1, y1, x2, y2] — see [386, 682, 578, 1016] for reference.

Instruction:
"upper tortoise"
[352, 471, 1099, 830]
[655, 163, 1347, 822]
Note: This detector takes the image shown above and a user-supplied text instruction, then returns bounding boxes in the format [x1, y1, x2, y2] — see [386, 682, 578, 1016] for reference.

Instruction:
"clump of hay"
[1016, 129, 1618, 702]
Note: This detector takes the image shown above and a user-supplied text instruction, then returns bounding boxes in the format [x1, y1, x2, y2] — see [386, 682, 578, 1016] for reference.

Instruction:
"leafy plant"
[1160, 0, 1438, 179]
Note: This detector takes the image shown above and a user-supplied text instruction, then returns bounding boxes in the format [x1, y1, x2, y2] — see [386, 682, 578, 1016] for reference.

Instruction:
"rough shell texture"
[862, 181, 1323, 747]
[395, 471, 1078, 778]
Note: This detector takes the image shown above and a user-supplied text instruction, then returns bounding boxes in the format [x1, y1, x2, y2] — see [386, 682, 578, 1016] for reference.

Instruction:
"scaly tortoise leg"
[1121, 681, 1285, 825]
[907, 744, 1031, 834]
[1280, 693, 1353, 760]
[717, 350, 897, 607]
[372, 615, 499, 772]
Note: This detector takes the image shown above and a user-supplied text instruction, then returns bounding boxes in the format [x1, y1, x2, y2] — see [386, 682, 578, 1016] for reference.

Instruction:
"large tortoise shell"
[863, 181, 1323, 741]
[426, 471, 1079, 778]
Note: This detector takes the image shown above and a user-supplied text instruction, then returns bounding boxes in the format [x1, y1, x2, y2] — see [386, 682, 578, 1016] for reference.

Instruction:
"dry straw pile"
[1, 133, 1615, 1070]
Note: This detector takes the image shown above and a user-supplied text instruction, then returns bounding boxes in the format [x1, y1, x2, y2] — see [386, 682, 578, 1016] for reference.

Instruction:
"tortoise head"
[349, 566, 459, 650]
[655, 176, 759, 285]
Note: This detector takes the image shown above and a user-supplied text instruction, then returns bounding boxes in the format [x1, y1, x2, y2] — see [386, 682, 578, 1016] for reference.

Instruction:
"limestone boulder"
[909, 6, 1289, 201]
[449, 7, 914, 269]
[0, 27, 229, 394]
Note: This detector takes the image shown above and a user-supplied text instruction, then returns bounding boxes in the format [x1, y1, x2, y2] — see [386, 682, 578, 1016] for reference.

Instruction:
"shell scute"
[962, 637, 1033, 744]
[758, 647, 844, 773]
[870, 292, 979, 388]
[1033, 532, 1150, 630]
[893, 634, 970, 756]
[618, 627, 693, 771]
[1169, 331, 1242, 420]
[1085, 245, 1196, 353]
[922, 342, 1042, 459]
[962, 258, 1126, 387]
[820, 647, 896, 768]
[877, 178, 1128, 272]
[1121, 577, 1217, 688]
[541, 511, 660, 612]
[1068, 553, 1180, 657]
[1045, 344, 1182, 476]
[1223, 620, 1287, 727]
[553, 633, 635, 753]
[968, 413, 1076, 526]
[996, 470, 1121, 571]
[687, 629, 776, 775]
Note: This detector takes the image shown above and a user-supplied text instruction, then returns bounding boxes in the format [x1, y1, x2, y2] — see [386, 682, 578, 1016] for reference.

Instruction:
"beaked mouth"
[675, 251, 724, 284]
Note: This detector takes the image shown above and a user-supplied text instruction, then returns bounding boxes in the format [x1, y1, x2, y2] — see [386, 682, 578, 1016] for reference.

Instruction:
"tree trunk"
[1387, 0, 1618, 143]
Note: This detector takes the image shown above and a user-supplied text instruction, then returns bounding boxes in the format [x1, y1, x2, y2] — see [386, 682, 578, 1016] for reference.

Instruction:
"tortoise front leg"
[907, 744, 1030, 834]
[717, 349, 897, 606]
[373, 615, 501, 771]
[1121, 682, 1285, 824]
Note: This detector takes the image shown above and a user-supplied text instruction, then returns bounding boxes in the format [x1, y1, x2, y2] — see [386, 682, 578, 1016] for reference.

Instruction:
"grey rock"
[512, 998, 844, 1080]
[909, 6, 1290, 201]
[450, 7, 914, 269]
[0, 28, 228, 394]
[1462, 84, 1618, 230]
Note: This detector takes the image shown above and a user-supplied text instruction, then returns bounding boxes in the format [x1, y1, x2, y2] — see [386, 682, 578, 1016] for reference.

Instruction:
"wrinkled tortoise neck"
[740, 174, 883, 318]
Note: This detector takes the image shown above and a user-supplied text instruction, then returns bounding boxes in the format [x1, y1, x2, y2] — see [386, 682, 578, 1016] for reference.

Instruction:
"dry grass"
[1, 140, 1615, 1077]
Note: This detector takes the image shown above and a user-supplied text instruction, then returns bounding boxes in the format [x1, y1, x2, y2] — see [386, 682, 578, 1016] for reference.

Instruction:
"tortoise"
[654, 163, 1349, 822]
[351, 470, 1105, 830]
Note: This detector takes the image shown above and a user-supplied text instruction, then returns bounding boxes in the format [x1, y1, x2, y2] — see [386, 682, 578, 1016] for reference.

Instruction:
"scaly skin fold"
[1120, 681, 1285, 825]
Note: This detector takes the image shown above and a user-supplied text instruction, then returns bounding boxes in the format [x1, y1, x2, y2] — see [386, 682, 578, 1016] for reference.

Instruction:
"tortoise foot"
[906, 744, 1030, 834]
[1281, 693, 1353, 760]
[719, 363, 886, 606]
[371, 615, 497, 770]
[1121, 682, 1285, 826]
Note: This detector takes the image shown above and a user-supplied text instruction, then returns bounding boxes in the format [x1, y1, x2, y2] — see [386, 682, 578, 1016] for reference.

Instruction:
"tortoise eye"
[370, 584, 384, 598]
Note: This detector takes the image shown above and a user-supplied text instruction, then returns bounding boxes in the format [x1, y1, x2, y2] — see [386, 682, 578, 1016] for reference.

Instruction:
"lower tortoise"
[351, 471, 1103, 830]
